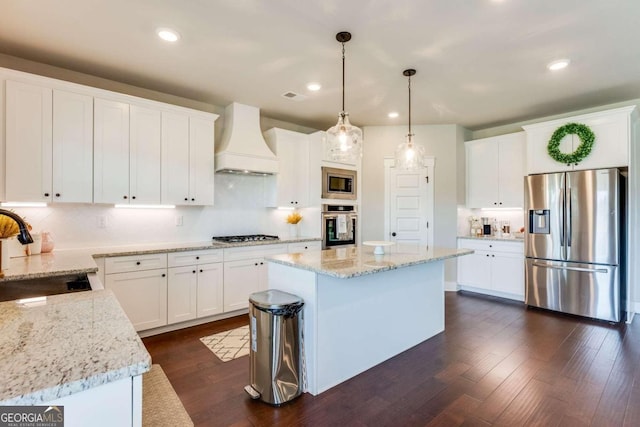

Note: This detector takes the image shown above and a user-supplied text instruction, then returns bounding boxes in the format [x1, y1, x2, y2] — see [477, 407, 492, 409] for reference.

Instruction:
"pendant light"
[325, 31, 363, 163]
[395, 69, 425, 170]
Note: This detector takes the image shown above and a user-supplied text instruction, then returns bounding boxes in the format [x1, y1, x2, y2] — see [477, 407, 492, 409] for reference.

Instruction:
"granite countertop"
[0, 237, 322, 282]
[267, 246, 473, 279]
[0, 289, 151, 404]
[458, 235, 524, 242]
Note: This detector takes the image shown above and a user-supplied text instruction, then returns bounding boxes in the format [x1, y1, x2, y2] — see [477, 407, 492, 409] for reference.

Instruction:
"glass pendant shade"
[395, 133, 425, 170]
[394, 68, 424, 170]
[325, 112, 363, 163]
[326, 32, 362, 163]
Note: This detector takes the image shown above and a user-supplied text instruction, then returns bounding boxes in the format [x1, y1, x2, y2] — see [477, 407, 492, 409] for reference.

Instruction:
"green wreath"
[547, 123, 595, 165]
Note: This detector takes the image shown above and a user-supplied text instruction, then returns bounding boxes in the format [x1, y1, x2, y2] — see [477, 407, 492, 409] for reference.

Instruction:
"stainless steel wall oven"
[322, 204, 357, 249]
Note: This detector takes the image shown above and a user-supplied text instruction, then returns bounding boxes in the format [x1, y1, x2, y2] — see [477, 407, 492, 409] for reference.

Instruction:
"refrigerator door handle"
[566, 187, 572, 247]
[559, 187, 565, 257]
[532, 262, 608, 274]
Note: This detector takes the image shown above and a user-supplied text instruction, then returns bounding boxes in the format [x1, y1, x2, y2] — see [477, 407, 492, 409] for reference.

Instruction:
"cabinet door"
[197, 262, 224, 317]
[161, 112, 190, 205]
[497, 133, 525, 208]
[52, 90, 93, 203]
[457, 250, 491, 290]
[466, 139, 499, 208]
[5, 80, 52, 202]
[167, 266, 198, 324]
[491, 252, 525, 298]
[94, 98, 130, 204]
[223, 257, 262, 311]
[105, 269, 167, 331]
[573, 114, 629, 170]
[264, 129, 310, 207]
[189, 117, 215, 206]
[129, 105, 161, 204]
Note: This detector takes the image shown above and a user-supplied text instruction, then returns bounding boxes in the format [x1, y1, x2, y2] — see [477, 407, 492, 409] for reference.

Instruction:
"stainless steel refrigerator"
[524, 168, 626, 322]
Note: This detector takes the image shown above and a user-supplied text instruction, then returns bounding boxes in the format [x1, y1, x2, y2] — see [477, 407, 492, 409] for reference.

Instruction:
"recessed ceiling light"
[547, 59, 570, 71]
[307, 83, 321, 91]
[157, 28, 180, 42]
[388, 112, 399, 118]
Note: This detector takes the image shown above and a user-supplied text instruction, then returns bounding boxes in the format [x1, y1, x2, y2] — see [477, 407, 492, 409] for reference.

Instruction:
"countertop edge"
[267, 249, 473, 279]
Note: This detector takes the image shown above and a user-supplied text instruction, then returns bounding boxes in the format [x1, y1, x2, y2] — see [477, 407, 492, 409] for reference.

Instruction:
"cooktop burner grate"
[212, 234, 280, 243]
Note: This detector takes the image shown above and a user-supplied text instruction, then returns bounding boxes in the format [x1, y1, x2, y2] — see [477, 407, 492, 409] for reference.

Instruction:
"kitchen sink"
[0, 274, 91, 303]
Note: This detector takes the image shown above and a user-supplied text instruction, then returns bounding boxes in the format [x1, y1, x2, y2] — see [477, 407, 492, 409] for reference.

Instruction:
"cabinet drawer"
[105, 253, 168, 274]
[224, 244, 288, 262]
[288, 241, 322, 253]
[168, 249, 223, 267]
[458, 239, 524, 254]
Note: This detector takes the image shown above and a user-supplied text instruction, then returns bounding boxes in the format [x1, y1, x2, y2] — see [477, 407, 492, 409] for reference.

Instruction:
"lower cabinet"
[167, 261, 224, 324]
[457, 238, 524, 301]
[222, 243, 288, 312]
[105, 268, 168, 331]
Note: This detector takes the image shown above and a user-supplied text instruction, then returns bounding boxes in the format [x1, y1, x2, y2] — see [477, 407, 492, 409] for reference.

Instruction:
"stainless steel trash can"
[244, 289, 304, 405]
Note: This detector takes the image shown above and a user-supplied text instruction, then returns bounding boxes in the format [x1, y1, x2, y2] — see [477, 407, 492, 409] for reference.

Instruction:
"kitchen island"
[266, 245, 472, 395]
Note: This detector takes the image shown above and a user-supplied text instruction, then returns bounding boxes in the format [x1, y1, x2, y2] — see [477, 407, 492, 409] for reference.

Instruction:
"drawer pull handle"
[136, 261, 141, 265]
[196, 256, 200, 260]
[161, 273, 166, 277]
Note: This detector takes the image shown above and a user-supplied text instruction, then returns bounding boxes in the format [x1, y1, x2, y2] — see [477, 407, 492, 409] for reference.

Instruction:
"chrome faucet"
[0, 209, 34, 244]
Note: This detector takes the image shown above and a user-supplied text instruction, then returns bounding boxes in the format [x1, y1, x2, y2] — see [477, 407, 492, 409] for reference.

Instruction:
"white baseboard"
[137, 309, 248, 338]
[445, 281, 459, 292]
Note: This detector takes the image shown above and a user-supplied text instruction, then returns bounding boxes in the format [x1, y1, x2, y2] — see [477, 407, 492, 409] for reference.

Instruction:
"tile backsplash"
[7, 174, 321, 250]
[457, 206, 525, 237]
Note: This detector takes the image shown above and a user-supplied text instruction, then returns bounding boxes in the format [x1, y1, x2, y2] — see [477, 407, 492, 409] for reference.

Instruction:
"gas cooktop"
[212, 234, 280, 243]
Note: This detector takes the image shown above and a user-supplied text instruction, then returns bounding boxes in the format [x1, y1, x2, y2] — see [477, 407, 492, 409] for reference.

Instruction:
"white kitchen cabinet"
[223, 257, 265, 311]
[167, 265, 198, 324]
[161, 113, 215, 206]
[94, 98, 130, 204]
[196, 262, 224, 317]
[288, 241, 322, 253]
[466, 132, 525, 208]
[129, 105, 161, 204]
[104, 253, 168, 331]
[105, 268, 168, 331]
[457, 238, 524, 301]
[94, 100, 163, 204]
[223, 244, 288, 311]
[264, 128, 310, 208]
[167, 249, 224, 320]
[5, 82, 94, 203]
[523, 106, 637, 174]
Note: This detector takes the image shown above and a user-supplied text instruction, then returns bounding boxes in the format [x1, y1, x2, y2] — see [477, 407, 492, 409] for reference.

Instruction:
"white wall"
[361, 124, 469, 283]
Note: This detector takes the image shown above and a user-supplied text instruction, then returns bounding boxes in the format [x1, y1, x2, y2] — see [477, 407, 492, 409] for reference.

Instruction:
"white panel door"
[189, 117, 215, 205]
[52, 90, 93, 203]
[129, 105, 161, 204]
[94, 98, 130, 204]
[386, 161, 434, 251]
[167, 266, 198, 324]
[5, 80, 52, 202]
[161, 111, 190, 204]
[197, 262, 224, 317]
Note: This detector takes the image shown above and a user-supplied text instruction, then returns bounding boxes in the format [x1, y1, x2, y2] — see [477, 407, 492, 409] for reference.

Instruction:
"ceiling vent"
[281, 91, 307, 101]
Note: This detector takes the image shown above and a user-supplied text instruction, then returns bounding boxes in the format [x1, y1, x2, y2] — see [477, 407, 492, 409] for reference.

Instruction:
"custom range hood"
[215, 103, 279, 175]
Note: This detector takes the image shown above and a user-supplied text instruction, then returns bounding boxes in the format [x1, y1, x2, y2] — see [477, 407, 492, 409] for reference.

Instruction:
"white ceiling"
[1, 0, 640, 131]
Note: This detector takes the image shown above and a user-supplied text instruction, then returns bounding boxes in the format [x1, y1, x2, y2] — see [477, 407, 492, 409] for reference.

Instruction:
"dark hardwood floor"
[142, 291, 640, 426]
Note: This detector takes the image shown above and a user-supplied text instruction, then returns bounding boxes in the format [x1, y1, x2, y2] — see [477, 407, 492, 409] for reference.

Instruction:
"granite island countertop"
[267, 246, 473, 279]
[0, 289, 151, 404]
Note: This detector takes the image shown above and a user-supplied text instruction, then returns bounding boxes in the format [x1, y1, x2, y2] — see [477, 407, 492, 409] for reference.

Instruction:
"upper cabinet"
[2, 67, 218, 205]
[161, 113, 215, 206]
[5, 80, 93, 203]
[466, 132, 525, 208]
[264, 128, 310, 208]
[523, 106, 637, 174]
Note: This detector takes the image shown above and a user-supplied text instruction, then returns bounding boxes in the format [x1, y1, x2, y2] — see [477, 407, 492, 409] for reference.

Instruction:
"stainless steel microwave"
[321, 167, 357, 200]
